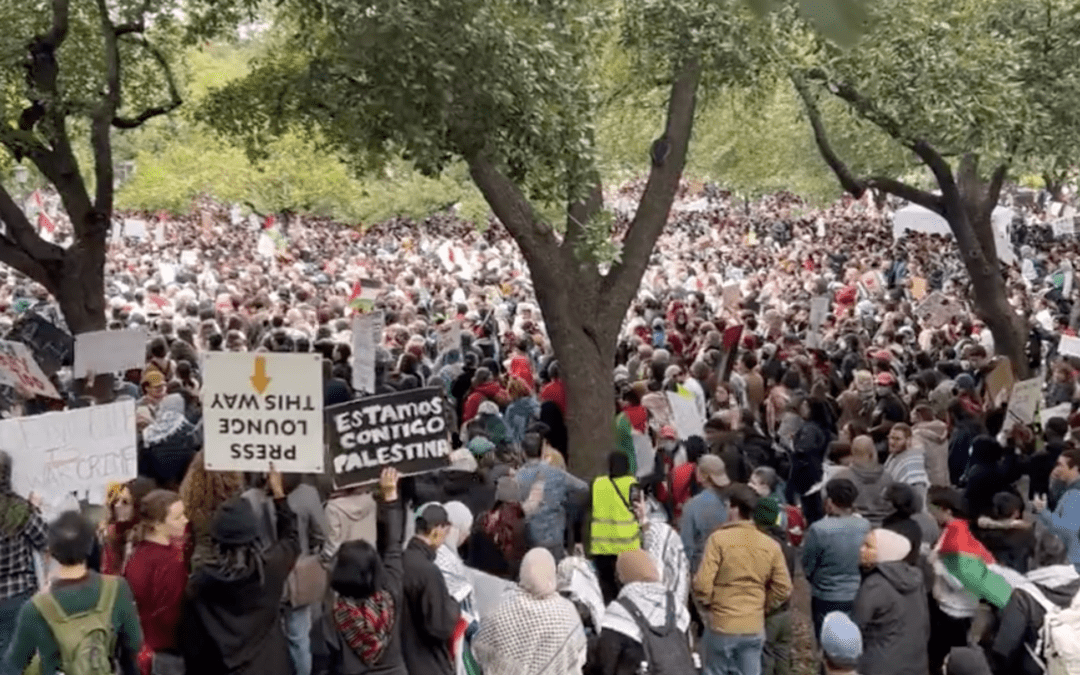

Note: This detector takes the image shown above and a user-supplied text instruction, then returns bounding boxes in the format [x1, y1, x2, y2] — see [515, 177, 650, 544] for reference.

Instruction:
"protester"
[693, 484, 792, 675]
[515, 432, 588, 560]
[5, 511, 142, 675]
[1033, 448, 1080, 570]
[123, 489, 189, 675]
[801, 478, 870, 640]
[321, 468, 406, 675]
[819, 611, 863, 675]
[178, 450, 244, 571]
[401, 504, 461, 675]
[854, 528, 930, 675]
[679, 455, 731, 574]
[834, 436, 894, 528]
[590, 452, 640, 604]
[0, 450, 47, 670]
[472, 548, 587, 675]
[101, 477, 156, 575]
[181, 463, 299, 675]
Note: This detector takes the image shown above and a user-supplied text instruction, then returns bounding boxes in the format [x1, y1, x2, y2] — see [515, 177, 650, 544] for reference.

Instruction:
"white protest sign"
[352, 311, 384, 396]
[180, 250, 199, 266]
[1053, 218, 1074, 238]
[154, 222, 166, 246]
[123, 219, 147, 240]
[722, 281, 741, 312]
[436, 322, 462, 355]
[256, 231, 276, 259]
[203, 352, 325, 473]
[73, 329, 148, 379]
[4, 400, 137, 511]
[632, 432, 655, 478]
[1060, 335, 1080, 359]
[159, 263, 176, 285]
[0, 340, 60, 399]
[665, 391, 704, 440]
[810, 296, 830, 330]
[1003, 377, 1042, 433]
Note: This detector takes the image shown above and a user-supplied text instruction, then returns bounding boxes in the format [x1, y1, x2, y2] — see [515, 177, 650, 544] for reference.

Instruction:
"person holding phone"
[590, 451, 641, 604]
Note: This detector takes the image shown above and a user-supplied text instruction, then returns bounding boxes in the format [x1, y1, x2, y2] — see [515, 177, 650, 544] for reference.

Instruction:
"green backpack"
[28, 576, 120, 675]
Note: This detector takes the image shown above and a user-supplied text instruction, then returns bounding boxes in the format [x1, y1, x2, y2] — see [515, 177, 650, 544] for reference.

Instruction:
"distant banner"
[327, 387, 451, 488]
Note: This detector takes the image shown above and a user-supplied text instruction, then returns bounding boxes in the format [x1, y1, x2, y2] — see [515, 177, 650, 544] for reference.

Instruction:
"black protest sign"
[326, 387, 452, 488]
[7, 314, 74, 375]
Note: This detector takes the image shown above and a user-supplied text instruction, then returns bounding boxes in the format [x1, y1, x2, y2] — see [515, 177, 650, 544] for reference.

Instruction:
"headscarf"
[333, 592, 397, 666]
[0, 450, 33, 538]
[616, 549, 661, 584]
[602, 548, 691, 643]
[519, 547, 558, 598]
[436, 501, 475, 608]
[871, 528, 912, 564]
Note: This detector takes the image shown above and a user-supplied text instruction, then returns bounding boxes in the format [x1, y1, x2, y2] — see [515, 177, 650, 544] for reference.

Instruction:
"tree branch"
[112, 37, 183, 129]
[563, 176, 602, 254]
[791, 73, 944, 215]
[467, 154, 560, 274]
[603, 57, 702, 316]
[0, 182, 65, 266]
[0, 235, 55, 291]
[115, 0, 153, 36]
[40, 0, 71, 49]
[92, 0, 120, 214]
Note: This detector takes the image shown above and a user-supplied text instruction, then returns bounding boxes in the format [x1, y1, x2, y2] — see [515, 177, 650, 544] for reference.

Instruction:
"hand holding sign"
[380, 467, 400, 502]
[268, 462, 285, 499]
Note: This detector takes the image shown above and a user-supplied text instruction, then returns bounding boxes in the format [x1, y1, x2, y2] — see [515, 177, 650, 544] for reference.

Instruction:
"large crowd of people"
[0, 181, 1079, 675]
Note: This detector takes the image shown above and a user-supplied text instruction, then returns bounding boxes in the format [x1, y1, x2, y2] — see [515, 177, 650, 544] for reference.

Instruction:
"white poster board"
[666, 391, 704, 441]
[74, 329, 148, 378]
[3, 400, 137, 511]
[892, 204, 1015, 265]
[1060, 335, 1080, 359]
[436, 322, 462, 355]
[633, 432, 655, 478]
[180, 250, 199, 266]
[158, 263, 176, 286]
[352, 311, 384, 396]
[123, 219, 147, 241]
[0, 340, 60, 399]
[202, 352, 325, 473]
[810, 296, 830, 330]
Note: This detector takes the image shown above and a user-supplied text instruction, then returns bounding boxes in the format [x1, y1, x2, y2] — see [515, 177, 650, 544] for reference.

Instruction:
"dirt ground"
[790, 570, 818, 675]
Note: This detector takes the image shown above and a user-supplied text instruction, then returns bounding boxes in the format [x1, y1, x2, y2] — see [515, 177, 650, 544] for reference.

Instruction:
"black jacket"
[182, 498, 300, 675]
[324, 500, 408, 675]
[400, 538, 460, 675]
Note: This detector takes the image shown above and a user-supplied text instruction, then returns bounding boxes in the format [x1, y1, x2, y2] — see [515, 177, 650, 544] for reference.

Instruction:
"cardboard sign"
[202, 352, 325, 473]
[352, 311, 384, 396]
[0, 340, 60, 399]
[327, 387, 452, 488]
[7, 314, 74, 375]
[985, 357, 1015, 407]
[73, 329, 148, 379]
[915, 292, 958, 328]
[911, 277, 928, 301]
[722, 282, 741, 312]
[3, 400, 136, 512]
[1004, 377, 1043, 434]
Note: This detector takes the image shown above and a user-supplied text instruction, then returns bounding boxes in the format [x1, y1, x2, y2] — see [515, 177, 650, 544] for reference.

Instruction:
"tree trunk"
[1044, 172, 1066, 203]
[55, 213, 109, 334]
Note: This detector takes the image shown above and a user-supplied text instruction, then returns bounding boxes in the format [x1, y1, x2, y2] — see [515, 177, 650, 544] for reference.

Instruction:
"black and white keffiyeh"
[643, 521, 689, 604]
[601, 581, 691, 644]
[472, 587, 587, 675]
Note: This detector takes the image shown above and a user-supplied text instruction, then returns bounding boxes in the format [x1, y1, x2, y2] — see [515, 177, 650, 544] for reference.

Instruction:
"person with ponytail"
[100, 477, 156, 575]
[124, 489, 189, 675]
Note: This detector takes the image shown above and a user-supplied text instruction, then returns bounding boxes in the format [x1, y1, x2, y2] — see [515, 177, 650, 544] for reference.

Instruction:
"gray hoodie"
[854, 561, 930, 675]
[912, 420, 951, 487]
[835, 465, 895, 528]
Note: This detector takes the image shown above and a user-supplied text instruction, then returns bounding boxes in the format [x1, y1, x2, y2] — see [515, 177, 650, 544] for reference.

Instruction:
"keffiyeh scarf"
[472, 587, 587, 675]
[601, 582, 691, 644]
[333, 591, 396, 666]
[643, 522, 689, 604]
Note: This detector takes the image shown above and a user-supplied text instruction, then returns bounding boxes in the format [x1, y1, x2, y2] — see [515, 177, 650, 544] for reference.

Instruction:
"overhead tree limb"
[602, 57, 702, 318]
[0, 236, 55, 291]
[790, 72, 945, 214]
[40, 0, 71, 50]
[113, 38, 183, 129]
[0, 182, 65, 265]
[563, 173, 603, 256]
[92, 0, 120, 214]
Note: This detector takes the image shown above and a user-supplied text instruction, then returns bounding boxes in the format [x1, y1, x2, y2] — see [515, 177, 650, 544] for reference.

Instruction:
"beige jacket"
[692, 520, 792, 635]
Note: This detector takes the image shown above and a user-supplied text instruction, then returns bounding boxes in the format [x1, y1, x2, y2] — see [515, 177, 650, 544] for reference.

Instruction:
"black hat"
[210, 498, 259, 546]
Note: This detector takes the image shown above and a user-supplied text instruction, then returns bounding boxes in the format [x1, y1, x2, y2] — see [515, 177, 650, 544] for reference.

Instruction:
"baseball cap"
[660, 425, 678, 440]
[820, 611, 862, 668]
[875, 372, 895, 387]
[696, 455, 730, 487]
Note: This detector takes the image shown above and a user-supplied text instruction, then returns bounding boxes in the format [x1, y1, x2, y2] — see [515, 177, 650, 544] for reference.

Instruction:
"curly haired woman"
[179, 450, 244, 571]
[100, 477, 156, 575]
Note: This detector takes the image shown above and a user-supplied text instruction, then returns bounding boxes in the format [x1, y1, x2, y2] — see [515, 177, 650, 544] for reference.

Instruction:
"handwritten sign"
[203, 352, 325, 472]
[435, 321, 462, 355]
[809, 296, 830, 330]
[4, 400, 136, 511]
[1061, 335, 1080, 359]
[666, 391, 704, 441]
[1003, 377, 1043, 435]
[327, 387, 451, 488]
[7, 314, 74, 375]
[911, 277, 928, 301]
[0, 340, 60, 399]
[74, 329, 148, 379]
[915, 292, 958, 328]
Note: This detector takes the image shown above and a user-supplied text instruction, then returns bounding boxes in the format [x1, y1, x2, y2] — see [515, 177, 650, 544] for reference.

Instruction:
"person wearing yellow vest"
[590, 451, 640, 603]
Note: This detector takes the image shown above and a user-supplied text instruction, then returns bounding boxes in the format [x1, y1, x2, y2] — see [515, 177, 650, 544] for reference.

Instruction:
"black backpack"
[616, 592, 696, 675]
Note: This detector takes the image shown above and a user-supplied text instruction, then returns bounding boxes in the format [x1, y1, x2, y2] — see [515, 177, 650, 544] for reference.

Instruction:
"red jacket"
[463, 381, 509, 422]
[124, 540, 187, 656]
[540, 379, 567, 417]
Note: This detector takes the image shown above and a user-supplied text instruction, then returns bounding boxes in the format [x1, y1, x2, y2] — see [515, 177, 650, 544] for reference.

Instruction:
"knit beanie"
[467, 437, 496, 457]
[210, 498, 259, 546]
[871, 528, 911, 564]
[616, 548, 660, 585]
[753, 496, 783, 529]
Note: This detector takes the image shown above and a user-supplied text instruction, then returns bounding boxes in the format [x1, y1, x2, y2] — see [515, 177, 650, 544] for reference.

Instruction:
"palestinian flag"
[348, 279, 380, 314]
[938, 519, 1013, 609]
[38, 211, 55, 235]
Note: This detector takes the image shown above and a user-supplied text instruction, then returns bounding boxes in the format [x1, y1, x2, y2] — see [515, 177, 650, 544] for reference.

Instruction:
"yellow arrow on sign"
[250, 356, 271, 394]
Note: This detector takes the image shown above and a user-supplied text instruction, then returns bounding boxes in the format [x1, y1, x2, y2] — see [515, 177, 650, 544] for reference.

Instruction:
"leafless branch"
[113, 37, 183, 129]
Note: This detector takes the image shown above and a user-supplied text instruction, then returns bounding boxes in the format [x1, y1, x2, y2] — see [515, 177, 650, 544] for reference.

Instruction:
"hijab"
[519, 547, 558, 598]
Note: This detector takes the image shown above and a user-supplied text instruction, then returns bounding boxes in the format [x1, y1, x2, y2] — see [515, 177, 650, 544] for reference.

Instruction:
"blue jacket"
[680, 489, 728, 573]
[1037, 479, 1080, 569]
[802, 514, 871, 602]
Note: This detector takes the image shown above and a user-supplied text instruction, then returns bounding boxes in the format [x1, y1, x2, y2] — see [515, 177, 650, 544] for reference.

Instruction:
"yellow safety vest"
[590, 475, 640, 555]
